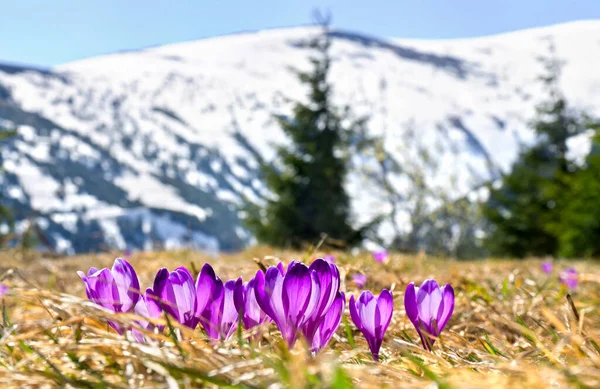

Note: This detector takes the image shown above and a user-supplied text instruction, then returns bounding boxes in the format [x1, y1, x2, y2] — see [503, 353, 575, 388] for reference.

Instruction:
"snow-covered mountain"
[1, 21, 600, 254]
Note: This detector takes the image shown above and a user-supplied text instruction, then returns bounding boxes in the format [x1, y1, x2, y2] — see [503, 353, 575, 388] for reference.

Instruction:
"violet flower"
[78, 258, 141, 334]
[152, 266, 200, 329]
[196, 263, 242, 340]
[323, 255, 336, 264]
[349, 289, 393, 361]
[542, 261, 553, 274]
[255, 261, 319, 348]
[302, 259, 342, 351]
[404, 279, 454, 351]
[373, 250, 389, 263]
[352, 274, 367, 289]
[131, 288, 163, 342]
[560, 267, 578, 290]
[0, 284, 7, 297]
[234, 274, 270, 331]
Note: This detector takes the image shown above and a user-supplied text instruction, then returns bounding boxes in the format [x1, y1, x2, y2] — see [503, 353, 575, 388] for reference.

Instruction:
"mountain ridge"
[1, 21, 600, 254]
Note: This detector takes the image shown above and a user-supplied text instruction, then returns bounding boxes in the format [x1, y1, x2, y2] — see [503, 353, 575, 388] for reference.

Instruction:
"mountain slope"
[1, 21, 600, 254]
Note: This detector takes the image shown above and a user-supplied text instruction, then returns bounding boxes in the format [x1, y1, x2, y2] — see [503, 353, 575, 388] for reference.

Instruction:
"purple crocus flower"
[349, 289, 393, 361]
[542, 261, 553, 274]
[310, 292, 345, 351]
[77, 258, 141, 334]
[255, 261, 319, 348]
[352, 274, 367, 289]
[404, 279, 454, 351]
[373, 250, 389, 263]
[0, 284, 8, 297]
[198, 274, 243, 341]
[560, 267, 578, 290]
[302, 259, 342, 351]
[131, 288, 163, 342]
[323, 255, 336, 264]
[234, 274, 270, 331]
[152, 266, 200, 329]
[194, 263, 242, 341]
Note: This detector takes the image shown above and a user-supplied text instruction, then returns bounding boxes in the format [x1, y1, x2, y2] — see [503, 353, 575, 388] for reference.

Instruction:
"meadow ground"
[0, 247, 599, 388]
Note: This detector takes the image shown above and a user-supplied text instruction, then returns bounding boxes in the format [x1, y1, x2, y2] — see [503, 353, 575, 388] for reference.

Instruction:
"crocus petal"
[403, 283, 419, 328]
[235, 277, 268, 329]
[416, 279, 442, 332]
[357, 291, 378, 337]
[376, 289, 394, 339]
[0, 284, 7, 297]
[311, 292, 345, 351]
[349, 295, 362, 332]
[255, 267, 286, 329]
[219, 278, 242, 340]
[92, 268, 119, 310]
[144, 288, 163, 320]
[277, 262, 286, 275]
[302, 259, 340, 343]
[201, 278, 224, 339]
[233, 281, 246, 319]
[195, 263, 218, 319]
[282, 263, 315, 345]
[111, 258, 141, 312]
[246, 278, 268, 326]
[436, 284, 454, 333]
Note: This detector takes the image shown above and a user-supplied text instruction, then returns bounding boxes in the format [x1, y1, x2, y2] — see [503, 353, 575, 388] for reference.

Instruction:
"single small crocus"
[77, 258, 141, 333]
[302, 259, 342, 351]
[152, 266, 200, 329]
[0, 284, 8, 297]
[323, 255, 336, 264]
[542, 261, 553, 274]
[404, 279, 454, 351]
[131, 288, 163, 342]
[234, 274, 270, 331]
[560, 267, 578, 290]
[255, 261, 319, 348]
[349, 289, 393, 361]
[373, 250, 389, 263]
[352, 273, 367, 289]
[197, 266, 243, 341]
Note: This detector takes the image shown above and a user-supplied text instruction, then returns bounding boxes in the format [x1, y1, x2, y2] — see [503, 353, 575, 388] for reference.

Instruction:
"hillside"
[1, 21, 600, 254]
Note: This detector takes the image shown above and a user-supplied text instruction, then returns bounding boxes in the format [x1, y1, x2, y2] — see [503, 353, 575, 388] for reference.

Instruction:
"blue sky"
[2, 0, 600, 67]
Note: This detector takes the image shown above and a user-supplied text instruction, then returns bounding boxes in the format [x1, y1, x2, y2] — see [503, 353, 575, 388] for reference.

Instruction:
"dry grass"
[0, 247, 599, 388]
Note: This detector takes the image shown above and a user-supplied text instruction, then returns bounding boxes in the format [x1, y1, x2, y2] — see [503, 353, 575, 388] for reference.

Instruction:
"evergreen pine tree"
[555, 129, 600, 257]
[244, 20, 362, 249]
[0, 128, 16, 247]
[482, 42, 588, 258]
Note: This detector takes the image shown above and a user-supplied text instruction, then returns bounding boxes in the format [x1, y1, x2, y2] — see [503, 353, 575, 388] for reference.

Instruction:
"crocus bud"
[559, 267, 578, 290]
[349, 289, 393, 361]
[152, 266, 199, 329]
[352, 273, 367, 289]
[373, 251, 389, 263]
[78, 258, 141, 334]
[404, 279, 454, 351]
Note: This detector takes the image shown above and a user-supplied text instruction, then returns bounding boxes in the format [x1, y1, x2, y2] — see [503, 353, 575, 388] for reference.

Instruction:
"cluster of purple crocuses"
[542, 261, 579, 290]
[79, 257, 455, 360]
